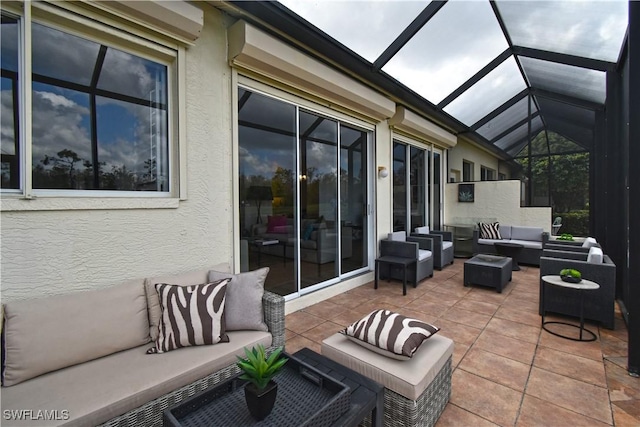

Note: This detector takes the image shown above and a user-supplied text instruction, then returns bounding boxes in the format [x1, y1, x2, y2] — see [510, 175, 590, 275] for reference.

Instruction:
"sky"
[277, 0, 628, 129]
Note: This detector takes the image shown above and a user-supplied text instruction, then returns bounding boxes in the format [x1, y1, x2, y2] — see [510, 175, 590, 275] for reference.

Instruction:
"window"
[498, 172, 506, 180]
[481, 166, 496, 181]
[462, 160, 473, 181]
[1, 9, 176, 195]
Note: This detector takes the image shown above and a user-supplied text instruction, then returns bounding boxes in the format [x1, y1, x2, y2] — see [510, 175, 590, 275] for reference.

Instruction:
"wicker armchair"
[99, 291, 286, 427]
[539, 249, 616, 329]
[411, 227, 454, 270]
[378, 232, 434, 284]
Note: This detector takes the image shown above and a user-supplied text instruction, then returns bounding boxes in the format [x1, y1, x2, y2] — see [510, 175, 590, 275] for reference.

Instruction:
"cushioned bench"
[322, 332, 454, 427]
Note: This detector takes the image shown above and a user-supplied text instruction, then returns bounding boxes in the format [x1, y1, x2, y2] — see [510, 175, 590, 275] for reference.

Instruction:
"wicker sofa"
[473, 224, 550, 266]
[1, 266, 285, 427]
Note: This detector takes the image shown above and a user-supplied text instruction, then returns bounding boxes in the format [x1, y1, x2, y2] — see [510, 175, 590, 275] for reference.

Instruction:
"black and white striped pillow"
[148, 279, 230, 354]
[341, 309, 439, 360]
[478, 222, 502, 240]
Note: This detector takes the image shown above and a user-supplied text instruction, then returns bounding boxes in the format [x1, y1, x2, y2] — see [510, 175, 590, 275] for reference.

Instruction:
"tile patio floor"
[284, 261, 640, 426]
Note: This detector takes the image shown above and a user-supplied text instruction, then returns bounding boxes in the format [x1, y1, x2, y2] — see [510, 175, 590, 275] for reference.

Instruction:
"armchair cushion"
[582, 237, 598, 248]
[414, 226, 429, 234]
[418, 249, 433, 261]
[442, 241, 453, 250]
[388, 231, 407, 241]
[341, 309, 439, 360]
[587, 247, 604, 264]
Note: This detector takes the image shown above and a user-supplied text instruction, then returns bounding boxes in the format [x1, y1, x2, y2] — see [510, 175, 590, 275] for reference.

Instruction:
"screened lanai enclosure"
[225, 1, 639, 374]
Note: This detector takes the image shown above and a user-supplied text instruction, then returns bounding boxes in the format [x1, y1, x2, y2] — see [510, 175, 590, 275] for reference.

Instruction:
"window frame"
[1, 2, 182, 207]
[462, 159, 474, 182]
[480, 165, 496, 181]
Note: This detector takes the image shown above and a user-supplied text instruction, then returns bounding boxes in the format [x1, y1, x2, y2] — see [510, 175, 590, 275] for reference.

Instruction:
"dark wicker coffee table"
[464, 254, 512, 293]
[494, 242, 524, 270]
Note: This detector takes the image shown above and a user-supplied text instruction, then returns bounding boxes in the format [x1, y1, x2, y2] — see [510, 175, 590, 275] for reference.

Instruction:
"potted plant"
[236, 344, 288, 420]
[557, 233, 574, 241]
[560, 268, 582, 283]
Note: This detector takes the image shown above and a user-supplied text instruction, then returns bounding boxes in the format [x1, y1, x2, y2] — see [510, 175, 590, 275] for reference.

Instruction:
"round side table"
[541, 275, 600, 342]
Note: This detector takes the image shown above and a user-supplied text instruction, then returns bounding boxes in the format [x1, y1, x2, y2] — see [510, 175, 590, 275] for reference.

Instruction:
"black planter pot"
[244, 380, 278, 421]
[561, 275, 582, 284]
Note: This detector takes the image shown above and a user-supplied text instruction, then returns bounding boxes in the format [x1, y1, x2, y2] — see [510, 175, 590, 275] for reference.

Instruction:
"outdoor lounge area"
[1, 0, 639, 426]
[286, 265, 637, 426]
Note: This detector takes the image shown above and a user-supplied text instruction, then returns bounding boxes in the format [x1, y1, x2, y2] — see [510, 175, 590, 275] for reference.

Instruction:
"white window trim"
[1, 2, 184, 211]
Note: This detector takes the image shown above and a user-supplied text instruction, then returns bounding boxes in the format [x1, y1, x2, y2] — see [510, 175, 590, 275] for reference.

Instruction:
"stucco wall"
[444, 180, 551, 232]
[448, 138, 509, 182]
[0, 6, 233, 302]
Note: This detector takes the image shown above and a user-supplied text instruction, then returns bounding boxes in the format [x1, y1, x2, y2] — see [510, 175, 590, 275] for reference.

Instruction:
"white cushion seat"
[442, 241, 453, 250]
[418, 249, 432, 261]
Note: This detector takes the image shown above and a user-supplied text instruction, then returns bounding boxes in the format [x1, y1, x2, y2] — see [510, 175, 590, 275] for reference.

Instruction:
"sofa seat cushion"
[0, 331, 272, 427]
[442, 241, 453, 250]
[300, 239, 317, 249]
[2, 279, 149, 387]
[477, 238, 504, 246]
[508, 239, 543, 250]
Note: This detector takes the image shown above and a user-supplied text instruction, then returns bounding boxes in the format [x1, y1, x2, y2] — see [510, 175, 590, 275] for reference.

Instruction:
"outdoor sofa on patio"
[473, 224, 549, 266]
[1, 265, 285, 427]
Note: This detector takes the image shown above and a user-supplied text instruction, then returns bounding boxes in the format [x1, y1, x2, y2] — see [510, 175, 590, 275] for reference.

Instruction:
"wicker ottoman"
[321, 333, 453, 427]
[464, 254, 512, 293]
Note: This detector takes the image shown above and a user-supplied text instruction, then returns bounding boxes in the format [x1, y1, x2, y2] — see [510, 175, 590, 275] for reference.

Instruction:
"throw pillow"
[587, 246, 604, 263]
[267, 215, 287, 233]
[208, 267, 269, 331]
[303, 223, 314, 240]
[148, 279, 229, 354]
[478, 222, 502, 240]
[582, 237, 598, 248]
[340, 309, 439, 360]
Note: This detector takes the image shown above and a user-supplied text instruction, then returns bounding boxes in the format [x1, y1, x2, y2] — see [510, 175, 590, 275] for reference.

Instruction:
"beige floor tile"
[459, 347, 530, 391]
[415, 290, 462, 307]
[484, 317, 541, 344]
[533, 346, 607, 387]
[605, 359, 640, 401]
[538, 328, 603, 361]
[453, 298, 500, 316]
[435, 318, 483, 347]
[300, 321, 343, 344]
[494, 305, 542, 327]
[285, 311, 324, 334]
[525, 367, 612, 424]
[285, 334, 320, 354]
[302, 300, 348, 319]
[441, 306, 493, 329]
[403, 299, 452, 318]
[451, 370, 522, 427]
[612, 402, 640, 427]
[435, 403, 499, 427]
[516, 395, 611, 427]
[473, 330, 537, 365]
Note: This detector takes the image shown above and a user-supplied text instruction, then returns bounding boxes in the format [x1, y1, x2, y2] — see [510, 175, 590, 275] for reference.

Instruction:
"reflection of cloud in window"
[31, 90, 91, 165]
[239, 146, 284, 177]
[1, 89, 16, 154]
[98, 49, 165, 101]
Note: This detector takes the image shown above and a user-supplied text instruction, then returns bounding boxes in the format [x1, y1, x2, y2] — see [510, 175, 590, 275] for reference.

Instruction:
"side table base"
[542, 321, 597, 342]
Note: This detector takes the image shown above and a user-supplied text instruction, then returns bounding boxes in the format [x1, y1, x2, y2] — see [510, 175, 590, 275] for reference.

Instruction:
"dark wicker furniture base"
[164, 353, 350, 427]
[364, 357, 452, 427]
[464, 255, 512, 293]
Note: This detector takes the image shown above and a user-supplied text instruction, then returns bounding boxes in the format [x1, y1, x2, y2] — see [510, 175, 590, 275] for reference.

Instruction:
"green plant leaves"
[236, 344, 288, 391]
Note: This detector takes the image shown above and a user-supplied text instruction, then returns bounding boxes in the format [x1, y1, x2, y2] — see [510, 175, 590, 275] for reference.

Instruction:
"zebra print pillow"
[341, 309, 439, 360]
[148, 279, 230, 354]
[478, 222, 502, 240]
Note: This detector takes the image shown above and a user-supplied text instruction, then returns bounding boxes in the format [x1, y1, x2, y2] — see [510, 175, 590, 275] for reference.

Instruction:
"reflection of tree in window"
[29, 23, 169, 191]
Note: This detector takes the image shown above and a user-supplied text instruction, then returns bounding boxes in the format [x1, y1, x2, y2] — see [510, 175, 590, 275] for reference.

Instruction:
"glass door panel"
[393, 142, 407, 231]
[238, 89, 297, 296]
[299, 110, 338, 289]
[340, 124, 368, 274]
[433, 151, 442, 230]
[410, 146, 426, 231]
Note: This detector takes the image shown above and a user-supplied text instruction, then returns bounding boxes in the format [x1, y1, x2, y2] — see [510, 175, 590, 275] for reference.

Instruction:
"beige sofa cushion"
[2, 279, 149, 387]
[0, 330, 272, 426]
[145, 264, 228, 341]
[322, 332, 453, 401]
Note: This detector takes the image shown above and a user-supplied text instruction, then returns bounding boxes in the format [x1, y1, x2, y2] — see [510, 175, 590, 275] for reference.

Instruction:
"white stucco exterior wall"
[448, 138, 510, 181]
[444, 180, 551, 232]
[0, 6, 233, 302]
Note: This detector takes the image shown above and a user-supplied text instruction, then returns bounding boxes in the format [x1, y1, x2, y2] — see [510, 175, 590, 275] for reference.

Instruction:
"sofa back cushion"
[587, 246, 604, 263]
[511, 226, 543, 242]
[2, 279, 149, 387]
[500, 225, 512, 240]
[582, 237, 598, 248]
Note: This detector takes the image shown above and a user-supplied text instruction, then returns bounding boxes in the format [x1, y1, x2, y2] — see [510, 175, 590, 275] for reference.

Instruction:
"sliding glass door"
[238, 87, 370, 297]
[393, 140, 444, 234]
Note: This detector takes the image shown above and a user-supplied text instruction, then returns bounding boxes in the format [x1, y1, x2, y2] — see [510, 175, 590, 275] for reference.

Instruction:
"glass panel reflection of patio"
[285, 262, 637, 426]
